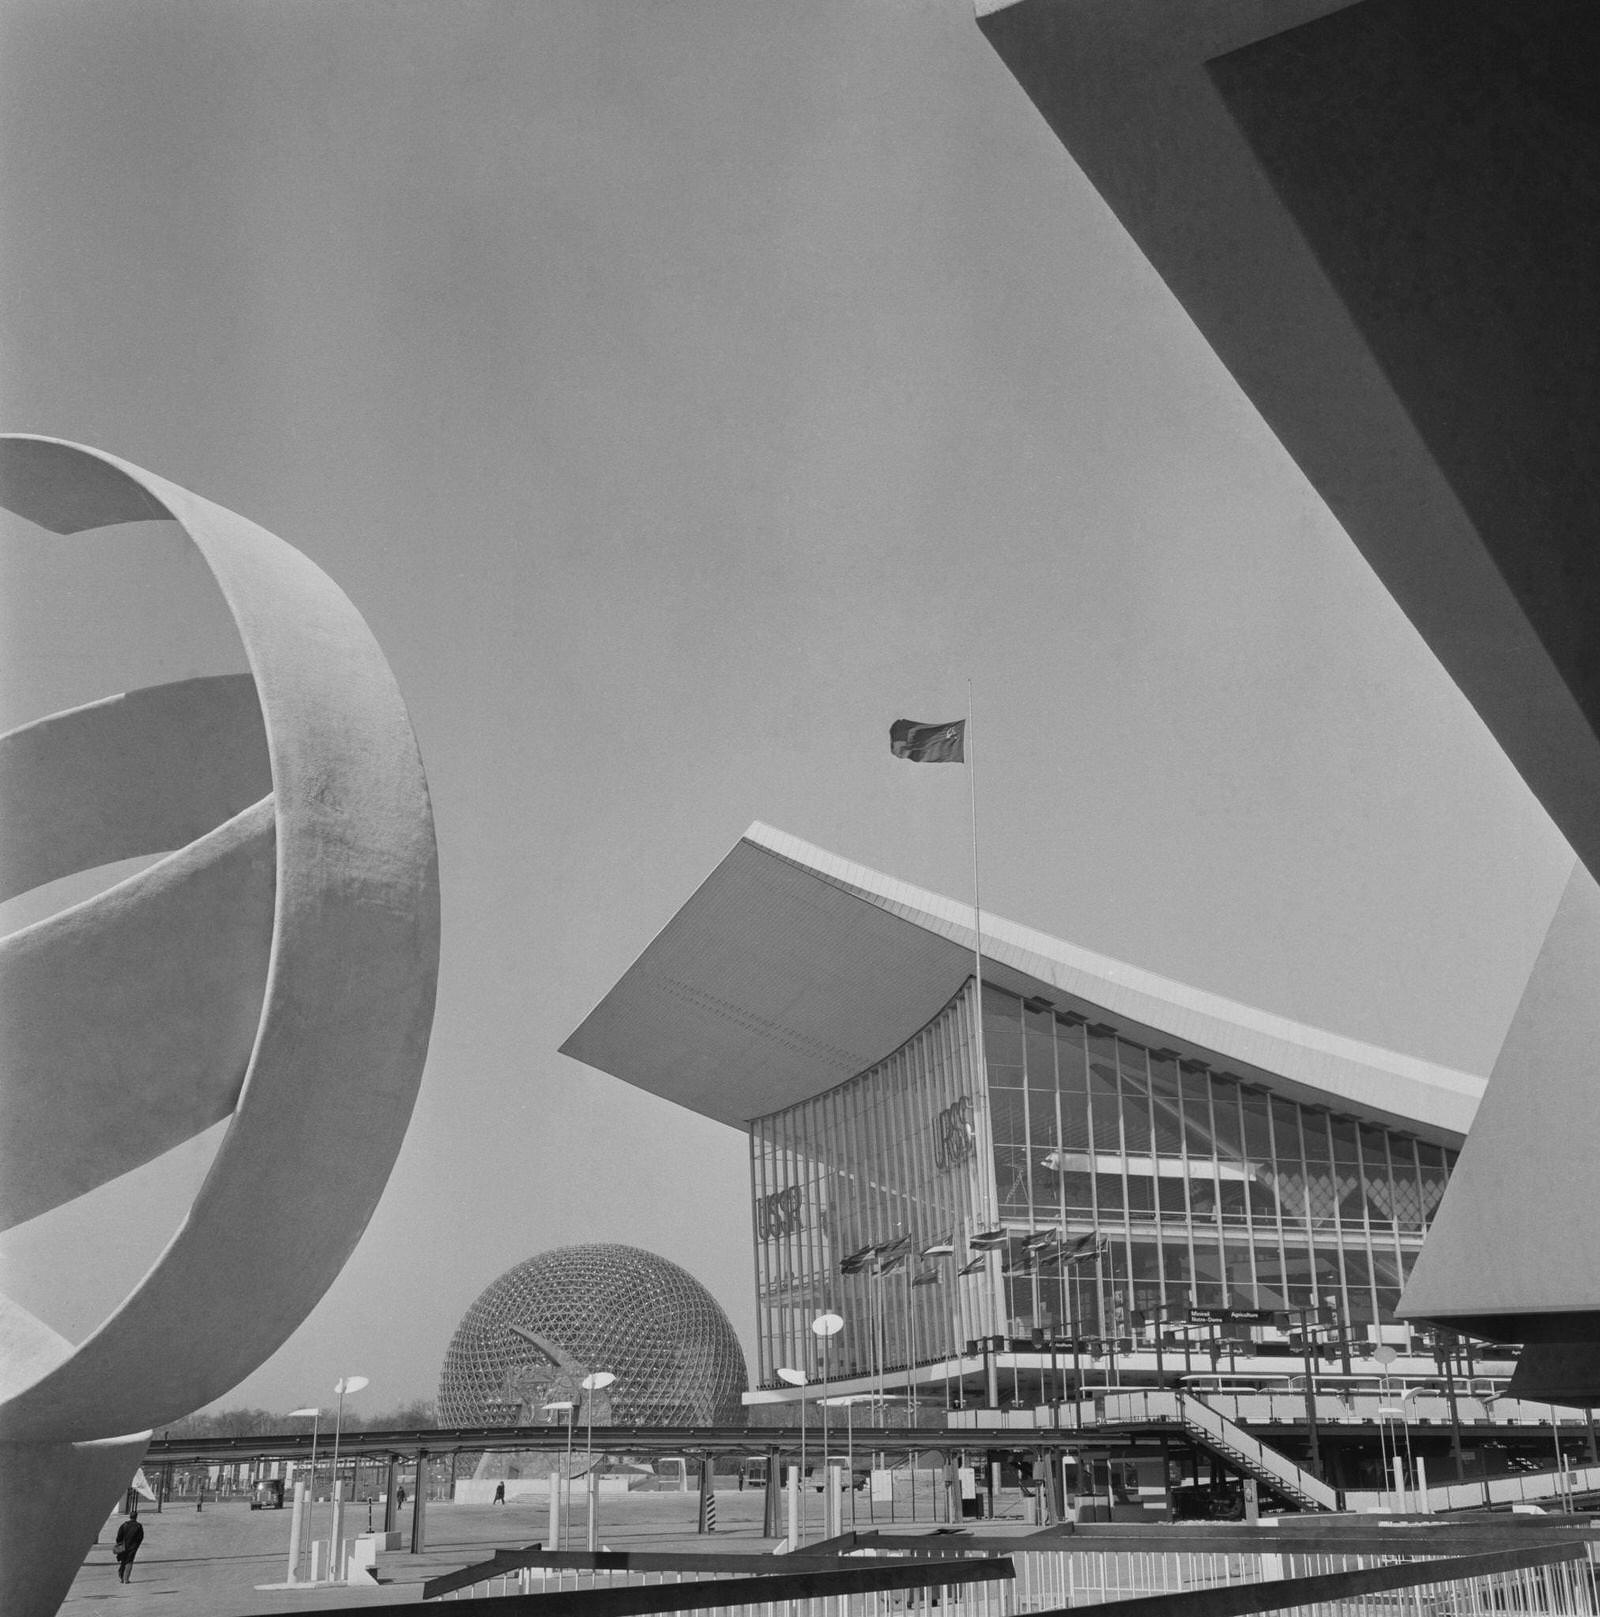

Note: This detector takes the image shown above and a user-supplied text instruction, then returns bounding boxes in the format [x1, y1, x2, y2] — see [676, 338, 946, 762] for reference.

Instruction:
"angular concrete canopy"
[1400, 865, 1600, 1343]
[976, 0, 1600, 1369]
[0, 437, 440, 1616]
[564, 823, 1479, 1143]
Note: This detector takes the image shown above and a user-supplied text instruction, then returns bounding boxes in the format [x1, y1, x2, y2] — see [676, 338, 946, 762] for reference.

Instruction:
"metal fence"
[420, 1540, 1600, 1617]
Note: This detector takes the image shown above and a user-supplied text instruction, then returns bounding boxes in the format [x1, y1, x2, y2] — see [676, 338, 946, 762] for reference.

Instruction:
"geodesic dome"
[437, 1243, 747, 1427]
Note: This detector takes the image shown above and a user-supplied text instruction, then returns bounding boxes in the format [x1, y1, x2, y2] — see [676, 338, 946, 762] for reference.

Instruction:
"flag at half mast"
[889, 717, 965, 763]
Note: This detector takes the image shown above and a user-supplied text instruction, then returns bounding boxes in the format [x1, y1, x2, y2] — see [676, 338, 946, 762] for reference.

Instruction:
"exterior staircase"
[1090, 1389, 1337, 1512]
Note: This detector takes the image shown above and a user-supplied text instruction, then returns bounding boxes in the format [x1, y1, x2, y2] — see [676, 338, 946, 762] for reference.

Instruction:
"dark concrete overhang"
[975, 0, 1600, 1366]
[977, 0, 1600, 886]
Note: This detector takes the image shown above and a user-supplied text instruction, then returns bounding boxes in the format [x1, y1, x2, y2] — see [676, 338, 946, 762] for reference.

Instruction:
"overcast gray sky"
[0, 0, 1573, 1418]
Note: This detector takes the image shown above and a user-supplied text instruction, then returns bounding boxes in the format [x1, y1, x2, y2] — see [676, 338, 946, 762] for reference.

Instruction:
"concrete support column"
[786, 1463, 800, 1550]
[408, 1450, 428, 1554]
[762, 1449, 781, 1538]
[383, 1456, 399, 1535]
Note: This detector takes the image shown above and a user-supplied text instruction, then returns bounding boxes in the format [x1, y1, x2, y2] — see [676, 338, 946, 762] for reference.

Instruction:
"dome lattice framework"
[438, 1244, 748, 1428]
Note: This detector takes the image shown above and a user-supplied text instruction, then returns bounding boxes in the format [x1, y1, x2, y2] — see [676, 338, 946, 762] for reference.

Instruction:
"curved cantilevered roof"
[561, 823, 1480, 1145]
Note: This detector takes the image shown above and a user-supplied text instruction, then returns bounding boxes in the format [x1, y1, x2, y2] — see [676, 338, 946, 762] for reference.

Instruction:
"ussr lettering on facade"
[757, 1184, 804, 1240]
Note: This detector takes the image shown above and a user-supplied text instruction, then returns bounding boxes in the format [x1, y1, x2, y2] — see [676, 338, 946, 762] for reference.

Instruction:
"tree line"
[159, 1399, 437, 1439]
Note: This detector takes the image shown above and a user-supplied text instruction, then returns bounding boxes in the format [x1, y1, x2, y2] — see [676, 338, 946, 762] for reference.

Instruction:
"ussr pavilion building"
[563, 823, 1483, 1412]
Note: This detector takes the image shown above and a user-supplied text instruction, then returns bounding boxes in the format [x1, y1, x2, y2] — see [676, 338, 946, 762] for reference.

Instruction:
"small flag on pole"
[890, 718, 965, 764]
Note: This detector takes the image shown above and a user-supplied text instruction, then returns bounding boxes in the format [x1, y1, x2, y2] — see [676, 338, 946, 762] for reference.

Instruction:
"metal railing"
[413, 1539, 1600, 1617]
[426, 1552, 1015, 1611]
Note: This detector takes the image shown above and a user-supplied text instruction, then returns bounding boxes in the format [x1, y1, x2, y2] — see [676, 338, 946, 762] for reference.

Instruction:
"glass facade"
[750, 980, 1458, 1385]
[750, 984, 997, 1386]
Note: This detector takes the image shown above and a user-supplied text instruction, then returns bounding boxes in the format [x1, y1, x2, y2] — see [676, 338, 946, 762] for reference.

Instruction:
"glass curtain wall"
[749, 982, 1001, 1387]
[982, 984, 1457, 1342]
[750, 979, 1458, 1387]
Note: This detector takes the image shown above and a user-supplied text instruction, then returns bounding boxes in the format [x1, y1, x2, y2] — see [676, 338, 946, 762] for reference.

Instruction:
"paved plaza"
[61, 1488, 1011, 1615]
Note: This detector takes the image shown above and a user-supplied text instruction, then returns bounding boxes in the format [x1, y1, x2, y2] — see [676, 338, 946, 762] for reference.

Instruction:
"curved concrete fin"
[0, 436, 170, 532]
[1401, 861, 1600, 1338]
[0, 1293, 74, 1402]
[0, 437, 439, 1445]
[0, 674, 268, 905]
[0, 1432, 150, 1617]
[0, 797, 274, 1232]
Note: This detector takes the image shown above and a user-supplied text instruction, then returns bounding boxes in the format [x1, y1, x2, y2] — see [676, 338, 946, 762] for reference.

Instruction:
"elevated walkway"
[1346, 1462, 1600, 1514]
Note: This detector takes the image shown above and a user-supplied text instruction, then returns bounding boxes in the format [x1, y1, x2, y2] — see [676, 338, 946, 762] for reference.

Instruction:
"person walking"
[114, 1508, 145, 1583]
[493, 1481, 506, 1504]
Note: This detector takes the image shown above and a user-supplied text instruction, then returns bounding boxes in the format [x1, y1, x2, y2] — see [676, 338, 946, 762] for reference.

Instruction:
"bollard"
[698, 1459, 717, 1533]
[287, 1480, 307, 1584]
[821, 1465, 838, 1539]
[330, 1479, 345, 1579]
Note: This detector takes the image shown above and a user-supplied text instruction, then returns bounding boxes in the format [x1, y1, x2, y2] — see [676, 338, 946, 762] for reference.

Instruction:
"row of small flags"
[837, 1229, 1106, 1286]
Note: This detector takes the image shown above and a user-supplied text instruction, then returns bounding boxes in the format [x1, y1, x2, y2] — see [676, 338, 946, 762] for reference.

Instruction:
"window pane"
[1211, 1077, 1245, 1159]
[1180, 1068, 1214, 1156]
[1301, 1112, 1331, 1161]
[990, 1087, 1027, 1145]
[1095, 1172, 1127, 1218]
[1161, 1237, 1192, 1288]
[1088, 1032, 1122, 1151]
[1119, 1045, 1154, 1154]
[1025, 1008, 1056, 1090]
[1028, 1084, 1058, 1148]
[1058, 1025, 1088, 1091]
[1060, 1087, 1091, 1153]
[1149, 1055, 1185, 1155]
[1242, 1092, 1273, 1159]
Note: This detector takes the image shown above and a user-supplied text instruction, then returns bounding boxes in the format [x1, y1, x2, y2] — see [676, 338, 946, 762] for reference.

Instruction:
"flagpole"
[966, 681, 991, 1224]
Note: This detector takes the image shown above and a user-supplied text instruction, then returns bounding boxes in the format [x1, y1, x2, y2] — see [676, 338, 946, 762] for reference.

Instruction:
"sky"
[0, 0, 1575, 1422]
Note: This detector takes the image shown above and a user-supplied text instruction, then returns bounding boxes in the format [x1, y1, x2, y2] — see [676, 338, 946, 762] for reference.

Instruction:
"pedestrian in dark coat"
[114, 1510, 145, 1583]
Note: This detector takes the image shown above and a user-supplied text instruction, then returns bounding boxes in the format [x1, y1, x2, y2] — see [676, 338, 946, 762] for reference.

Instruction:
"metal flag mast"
[965, 681, 1004, 1348]
[966, 679, 987, 1093]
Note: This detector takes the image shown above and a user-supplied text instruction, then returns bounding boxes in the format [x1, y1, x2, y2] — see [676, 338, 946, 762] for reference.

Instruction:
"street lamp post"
[777, 1367, 808, 1540]
[580, 1370, 616, 1552]
[543, 1400, 576, 1549]
[810, 1314, 844, 1538]
[824, 1395, 867, 1530]
[329, 1376, 369, 1579]
[287, 1406, 321, 1584]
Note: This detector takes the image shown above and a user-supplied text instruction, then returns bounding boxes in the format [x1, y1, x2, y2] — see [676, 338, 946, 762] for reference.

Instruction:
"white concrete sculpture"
[0, 437, 440, 1616]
